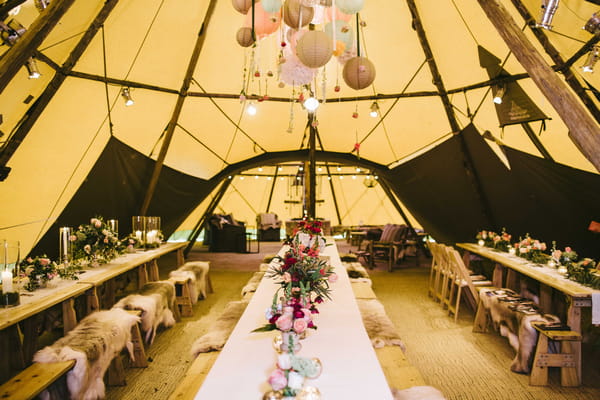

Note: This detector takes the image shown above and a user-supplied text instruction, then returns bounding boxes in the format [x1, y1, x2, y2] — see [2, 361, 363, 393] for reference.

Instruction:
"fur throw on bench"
[170, 261, 211, 302]
[357, 299, 406, 351]
[34, 308, 140, 400]
[113, 280, 176, 345]
[241, 272, 265, 298]
[479, 288, 560, 373]
[190, 301, 248, 357]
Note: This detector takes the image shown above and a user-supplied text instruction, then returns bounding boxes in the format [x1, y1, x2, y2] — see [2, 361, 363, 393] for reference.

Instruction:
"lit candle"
[478, 240, 485, 246]
[2, 270, 13, 292]
[508, 248, 516, 255]
[146, 230, 157, 244]
[135, 230, 142, 241]
[547, 260, 556, 268]
[557, 266, 568, 275]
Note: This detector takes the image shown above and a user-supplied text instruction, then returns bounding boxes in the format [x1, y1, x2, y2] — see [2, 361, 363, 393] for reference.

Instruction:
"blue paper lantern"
[324, 20, 354, 50]
[262, 0, 282, 13]
[337, 0, 364, 15]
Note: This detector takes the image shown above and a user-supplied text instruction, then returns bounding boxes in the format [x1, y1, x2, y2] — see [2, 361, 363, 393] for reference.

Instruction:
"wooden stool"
[170, 276, 194, 317]
[529, 322, 582, 387]
[107, 310, 148, 386]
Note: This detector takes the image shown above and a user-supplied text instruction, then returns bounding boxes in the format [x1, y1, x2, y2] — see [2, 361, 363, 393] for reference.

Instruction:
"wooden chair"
[427, 242, 442, 298]
[447, 247, 494, 312]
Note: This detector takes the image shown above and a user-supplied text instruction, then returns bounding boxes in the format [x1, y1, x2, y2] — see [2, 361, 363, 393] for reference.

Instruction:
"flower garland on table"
[19, 255, 81, 291]
[71, 217, 124, 266]
[514, 234, 549, 264]
[475, 228, 511, 252]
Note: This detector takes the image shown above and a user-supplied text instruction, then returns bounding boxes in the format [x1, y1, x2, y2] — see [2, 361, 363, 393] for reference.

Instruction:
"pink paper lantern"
[232, 0, 260, 15]
[325, 6, 352, 22]
[296, 29, 333, 68]
[342, 56, 375, 90]
[245, 2, 281, 38]
[283, 0, 314, 29]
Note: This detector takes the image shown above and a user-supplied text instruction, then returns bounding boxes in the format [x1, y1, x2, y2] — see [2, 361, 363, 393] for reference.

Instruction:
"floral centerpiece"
[566, 258, 600, 289]
[19, 255, 80, 291]
[476, 230, 496, 247]
[493, 228, 512, 252]
[266, 353, 322, 398]
[514, 234, 548, 264]
[71, 217, 124, 266]
[292, 219, 327, 253]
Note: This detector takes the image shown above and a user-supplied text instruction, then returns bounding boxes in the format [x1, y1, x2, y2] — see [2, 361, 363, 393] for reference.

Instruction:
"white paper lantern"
[284, 0, 314, 28]
[236, 27, 255, 47]
[296, 30, 333, 68]
[337, 0, 364, 15]
[342, 56, 375, 90]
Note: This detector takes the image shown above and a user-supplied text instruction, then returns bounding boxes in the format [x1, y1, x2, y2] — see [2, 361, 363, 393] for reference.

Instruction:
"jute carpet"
[106, 241, 600, 399]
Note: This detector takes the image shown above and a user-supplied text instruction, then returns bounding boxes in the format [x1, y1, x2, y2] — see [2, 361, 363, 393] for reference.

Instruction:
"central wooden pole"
[306, 113, 317, 219]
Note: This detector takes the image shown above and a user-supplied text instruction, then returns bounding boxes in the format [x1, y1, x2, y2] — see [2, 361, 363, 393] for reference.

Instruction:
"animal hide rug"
[190, 300, 248, 357]
[357, 299, 406, 351]
[172, 261, 210, 301]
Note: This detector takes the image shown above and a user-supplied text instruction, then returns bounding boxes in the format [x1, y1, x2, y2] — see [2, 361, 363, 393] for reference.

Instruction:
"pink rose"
[104, 238, 109, 244]
[39, 258, 50, 266]
[328, 272, 338, 283]
[276, 314, 293, 331]
[301, 308, 312, 321]
[84, 244, 92, 254]
[69, 235, 77, 242]
[552, 250, 562, 259]
[282, 306, 294, 315]
[565, 247, 572, 252]
[282, 272, 292, 283]
[95, 220, 102, 228]
[293, 318, 308, 334]
[268, 368, 287, 391]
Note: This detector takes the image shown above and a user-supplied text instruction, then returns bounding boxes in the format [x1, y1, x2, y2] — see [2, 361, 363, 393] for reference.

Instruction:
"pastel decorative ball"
[236, 27, 255, 47]
[325, 5, 352, 22]
[284, 0, 314, 29]
[232, 0, 260, 15]
[337, 0, 364, 15]
[324, 20, 354, 49]
[245, 2, 281, 38]
[280, 46, 315, 85]
[296, 30, 333, 68]
[342, 56, 376, 90]
[262, 0, 282, 13]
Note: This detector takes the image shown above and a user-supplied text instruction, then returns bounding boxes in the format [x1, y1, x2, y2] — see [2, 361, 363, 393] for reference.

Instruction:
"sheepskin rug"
[241, 271, 265, 298]
[34, 308, 140, 400]
[190, 301, 248, 357]
[357, 299, 406, 351]
[113, 280, 176, 345]
[392, 385, 446, 400]
[169, 261, 211, 302]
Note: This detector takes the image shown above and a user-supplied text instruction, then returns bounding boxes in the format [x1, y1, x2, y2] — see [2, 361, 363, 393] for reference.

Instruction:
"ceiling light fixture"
[34, 0, 51, 12]
[0, 20, 26, 46]
[25, 57, 40, 79]
[492, 83, 506, 104]
[583, 12, 600, 34]
[536, 0, 559, 30]
[303, 96, 319, 112]
[369, 101, 379, 118]
[246, 102, 257, 115]
[582, 45, 599, 72]
[121, 87, 134, 106]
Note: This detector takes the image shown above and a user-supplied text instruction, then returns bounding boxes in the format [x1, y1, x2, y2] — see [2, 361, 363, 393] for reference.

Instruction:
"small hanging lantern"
[244, 2, 281, 38]
[342, 56, 375, 90]
[296, 26, 333, 68]
[336, 0, 364, 15]
[236, 27, 255, 47]
[284, 0, 314, 29]
[232, 0, 258, 15]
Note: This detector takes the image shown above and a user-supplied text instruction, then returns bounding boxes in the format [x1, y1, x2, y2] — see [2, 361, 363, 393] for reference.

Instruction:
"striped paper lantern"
[296, 29, 333, 68]
[342, 56, 376, 90]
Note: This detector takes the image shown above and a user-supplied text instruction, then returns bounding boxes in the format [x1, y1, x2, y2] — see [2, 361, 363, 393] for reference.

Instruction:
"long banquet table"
[194, 238, 394, 399]
[457, 242, 600, 331]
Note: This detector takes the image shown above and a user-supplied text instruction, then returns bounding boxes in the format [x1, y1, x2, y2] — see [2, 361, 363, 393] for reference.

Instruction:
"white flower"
[265, 308, 274, 321]
[277, 353, 292, 370]
[287, 371, 304, 390]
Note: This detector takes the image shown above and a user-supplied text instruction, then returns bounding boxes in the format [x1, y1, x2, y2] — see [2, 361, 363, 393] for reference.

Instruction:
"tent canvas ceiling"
[0, 0, 599, 258]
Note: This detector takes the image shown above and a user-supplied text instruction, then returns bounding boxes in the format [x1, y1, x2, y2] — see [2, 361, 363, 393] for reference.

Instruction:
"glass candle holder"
[132, 216, 146, 246]
[1, 240, 20, 307]
[107, 219, 119, 237]
[59, 227, 73, 266]
[145, 216, 161, 247]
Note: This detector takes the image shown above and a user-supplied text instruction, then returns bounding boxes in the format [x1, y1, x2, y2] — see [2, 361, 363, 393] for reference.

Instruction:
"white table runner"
[194, 239, 393, 399]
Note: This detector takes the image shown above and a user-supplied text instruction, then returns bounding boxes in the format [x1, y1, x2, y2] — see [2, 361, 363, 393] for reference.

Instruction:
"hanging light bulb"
[536, 0, 559, 30]
[492, 84, 506, 104]
[582, 45, 599, 73]
[34, 0, 51, 12]
[121, 87, 134, 106]
[246, 102, 257, 115]
[583, 12, 600, 34]
[25, 57, 40, 79]
[369, 101, 379, 118]
[303, 96, 319, 112]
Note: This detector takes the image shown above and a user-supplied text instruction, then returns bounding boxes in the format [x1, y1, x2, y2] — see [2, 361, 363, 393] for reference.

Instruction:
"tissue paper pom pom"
[336, 46, 356, 65]
[280, 46, 315, 85]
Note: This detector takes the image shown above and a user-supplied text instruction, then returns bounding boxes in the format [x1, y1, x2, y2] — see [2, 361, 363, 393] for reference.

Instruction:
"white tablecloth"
[194, 239, 393, 399]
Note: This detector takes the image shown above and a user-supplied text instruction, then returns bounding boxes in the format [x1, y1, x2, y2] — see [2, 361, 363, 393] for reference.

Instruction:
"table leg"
[505, 269, 519, 292]
[0, 326, 25, 382]
[138, 264, 149, 289]
[86, 287, 100, 315]
[539, 284, 553, 314]
[176, 248, 184, 267]
[62, 298, 78, 334]
[567, 300, 582, 333]
[492, 263, 504, 287]
[148, 259, 160, 281]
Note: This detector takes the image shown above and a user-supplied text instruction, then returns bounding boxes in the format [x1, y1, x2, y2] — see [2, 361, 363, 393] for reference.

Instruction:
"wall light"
[121, 87, 134, 106]
[582, 45, 599, 72]
[246, 102, 257, 115]
[25, 57, 40, 79]
[536, 0, 559, 30]
[369, 101, 379, 118]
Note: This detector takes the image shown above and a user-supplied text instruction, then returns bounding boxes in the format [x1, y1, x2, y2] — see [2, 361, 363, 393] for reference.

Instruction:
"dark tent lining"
[32, 136, 212, 257]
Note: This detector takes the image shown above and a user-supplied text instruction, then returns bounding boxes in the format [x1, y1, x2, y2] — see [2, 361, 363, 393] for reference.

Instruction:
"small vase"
[280, 331, 302, 353]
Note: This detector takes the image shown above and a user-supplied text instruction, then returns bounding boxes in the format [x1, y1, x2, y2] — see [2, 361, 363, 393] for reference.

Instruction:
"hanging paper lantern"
[342, 56, 375, 90]
[262, 0, 282, 13]
[296, 29, 333, 68]
[236, 27, 255, 47]
[325, 5, 352, 22]
[336, 0, 364, 15]
[284, 0, 314, 29]
[244, 2, 281, 38]
[324, 20, 354, 49]
[232, 0, 260, 15]
[280, 46, 315, 85]
[332, 40, 346, 56]
[336, 46, 356, 65]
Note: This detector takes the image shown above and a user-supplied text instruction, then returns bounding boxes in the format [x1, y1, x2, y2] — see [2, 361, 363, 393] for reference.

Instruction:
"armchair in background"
[256, 212, 282, 241]
[204, 214, 246, 252]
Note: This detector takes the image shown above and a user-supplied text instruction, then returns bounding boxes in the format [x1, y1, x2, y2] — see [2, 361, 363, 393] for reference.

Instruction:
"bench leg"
[138, 264, 149, 289]
[86, 287, 100, 315]
[560, 341, 581, 387]
[129, 323, 148, 368]
[530, 335, 549, 386]
[107, 356, 127, 386]
[148, 259, 160, 281]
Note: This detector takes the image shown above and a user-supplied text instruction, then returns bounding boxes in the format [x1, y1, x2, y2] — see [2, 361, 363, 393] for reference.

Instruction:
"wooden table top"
[457, 242, 598, 298]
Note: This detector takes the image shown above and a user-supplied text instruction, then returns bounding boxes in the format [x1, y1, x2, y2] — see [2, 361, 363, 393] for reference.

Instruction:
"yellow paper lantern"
[232, 0, 260, 15]
[236, 27, 255, 47]
[342, 56, 376, 90]
[284, 0, 314, 29]
[296, 30, 333, 68]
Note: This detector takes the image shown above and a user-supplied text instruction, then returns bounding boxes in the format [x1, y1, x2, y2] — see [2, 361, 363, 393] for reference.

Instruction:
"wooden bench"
[107, 309, 148, 386]
[530, 322, 582, 387]
[0, 360, 75, 400]
[169, 276, 194, 318]
[167, 352, 219, 400]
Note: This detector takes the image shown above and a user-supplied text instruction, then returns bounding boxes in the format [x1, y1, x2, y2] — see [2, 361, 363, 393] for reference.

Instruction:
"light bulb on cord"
[582, 45, 599, 73]
[303, 97, 319, 112]
[246, 102, 257, 115]
[369, 101, 379, 118]
[121, 87, 134, 106]
[492, 84, 506, 104]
